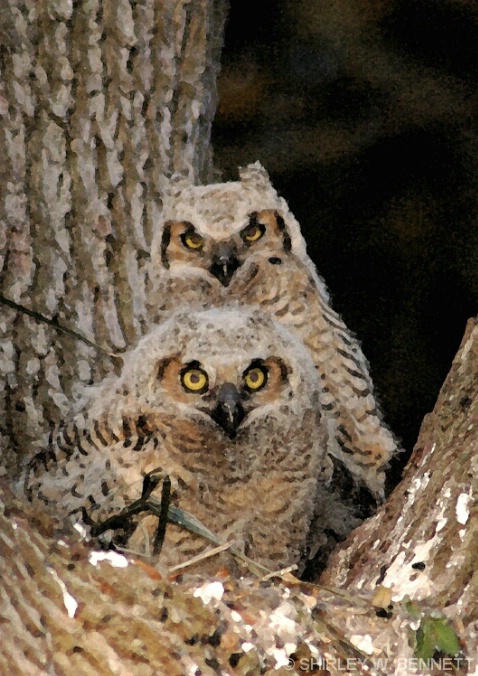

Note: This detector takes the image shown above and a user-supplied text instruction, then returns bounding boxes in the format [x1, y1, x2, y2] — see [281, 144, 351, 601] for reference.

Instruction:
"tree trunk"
[321, 316, 478, 664]
[0, 0, 227, 474]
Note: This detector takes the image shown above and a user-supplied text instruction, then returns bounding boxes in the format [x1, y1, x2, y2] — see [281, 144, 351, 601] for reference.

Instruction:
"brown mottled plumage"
[147, 163, 398, 500]
[21, 309, 333, 573]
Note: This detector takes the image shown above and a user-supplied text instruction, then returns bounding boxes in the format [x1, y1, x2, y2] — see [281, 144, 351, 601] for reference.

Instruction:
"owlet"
[147, 163, 398, 501]
[21, 308, 344, 574]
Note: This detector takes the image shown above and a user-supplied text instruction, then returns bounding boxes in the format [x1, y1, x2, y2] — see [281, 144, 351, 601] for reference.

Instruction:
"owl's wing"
[303, 289, 399, 499]
[22, 409, 159, 510]
[230, 253, 399, 499]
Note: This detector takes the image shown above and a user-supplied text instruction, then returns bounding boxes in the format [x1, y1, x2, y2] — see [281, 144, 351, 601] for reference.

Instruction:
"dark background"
[212, 0, 478, 478]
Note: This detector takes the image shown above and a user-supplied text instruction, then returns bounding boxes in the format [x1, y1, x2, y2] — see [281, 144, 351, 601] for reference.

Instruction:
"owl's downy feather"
[21, 309, 334, 574]
[147, 162, 399, 501]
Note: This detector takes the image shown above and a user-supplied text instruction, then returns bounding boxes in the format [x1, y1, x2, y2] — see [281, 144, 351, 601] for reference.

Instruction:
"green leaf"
[415, 617, 460, 659]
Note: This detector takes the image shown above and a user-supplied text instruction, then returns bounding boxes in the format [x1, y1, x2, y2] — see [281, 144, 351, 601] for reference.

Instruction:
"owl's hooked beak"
[210, 383, 246, 439]
[209, 243, 241, 287]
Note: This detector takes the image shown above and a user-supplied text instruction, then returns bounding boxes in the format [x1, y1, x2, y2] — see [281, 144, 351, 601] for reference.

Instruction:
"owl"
[21, 308, 339, 574]
[147, 163, 398, 501]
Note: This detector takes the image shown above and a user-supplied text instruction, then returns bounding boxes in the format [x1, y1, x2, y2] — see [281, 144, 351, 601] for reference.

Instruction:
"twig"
[260, 564, 298, 582]
[0, 294, 123, 360]
[169, 542, 232, 572]
[163, 503, 271, 577]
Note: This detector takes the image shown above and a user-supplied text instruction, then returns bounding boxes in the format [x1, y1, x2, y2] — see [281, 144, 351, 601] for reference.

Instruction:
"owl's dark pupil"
[249, 371, 259, 382]
[190, 373, 200, 383]
[189, 233, 201, 245]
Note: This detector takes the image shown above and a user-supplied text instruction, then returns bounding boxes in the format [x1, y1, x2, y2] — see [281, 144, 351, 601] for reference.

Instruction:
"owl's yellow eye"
[181, 367, 209, 393]
[182, 231, 204, 250]
[241, 222, 265, 243]
[244, 365, 267, 391]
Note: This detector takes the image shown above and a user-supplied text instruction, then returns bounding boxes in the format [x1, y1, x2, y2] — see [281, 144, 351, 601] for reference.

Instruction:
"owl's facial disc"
[210, 382, 246, 439]
[208, 242, 241, 287]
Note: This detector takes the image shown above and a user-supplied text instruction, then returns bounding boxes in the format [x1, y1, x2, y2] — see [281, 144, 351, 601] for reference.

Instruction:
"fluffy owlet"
[21, 308, 340, 574]
[147, 163, 398, 501]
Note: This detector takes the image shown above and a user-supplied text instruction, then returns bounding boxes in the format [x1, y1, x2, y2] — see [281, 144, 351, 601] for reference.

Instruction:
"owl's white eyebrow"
[183, 353, 254, 369]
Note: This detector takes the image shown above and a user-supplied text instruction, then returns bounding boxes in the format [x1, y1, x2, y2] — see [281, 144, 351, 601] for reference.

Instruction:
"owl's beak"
[209, 243, 241, 287]
[210, 383, 246, 439]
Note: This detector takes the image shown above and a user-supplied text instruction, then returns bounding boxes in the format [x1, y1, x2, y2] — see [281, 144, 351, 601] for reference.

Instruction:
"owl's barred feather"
[21, 309, 334, 574]
[148, 162, 399, 500]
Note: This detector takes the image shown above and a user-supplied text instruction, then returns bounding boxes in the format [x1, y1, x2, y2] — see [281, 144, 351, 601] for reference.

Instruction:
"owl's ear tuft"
[239, 161, 273, 191]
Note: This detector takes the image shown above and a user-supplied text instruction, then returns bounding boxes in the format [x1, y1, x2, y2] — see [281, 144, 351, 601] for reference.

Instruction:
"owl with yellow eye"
[147, 163, 398, 503]
[22, 308, 349, 574]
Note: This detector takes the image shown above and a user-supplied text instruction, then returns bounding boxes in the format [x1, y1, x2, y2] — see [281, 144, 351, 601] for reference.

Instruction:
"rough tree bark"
[320, 317, 478, 667]
[0, 2, 477, 674]
[0, 0, 226, 473]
